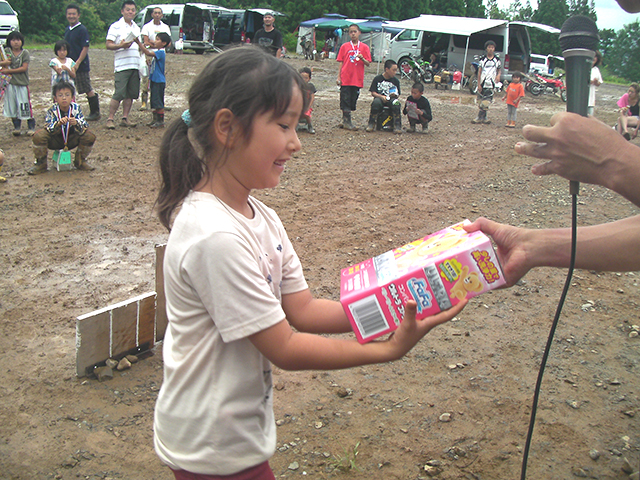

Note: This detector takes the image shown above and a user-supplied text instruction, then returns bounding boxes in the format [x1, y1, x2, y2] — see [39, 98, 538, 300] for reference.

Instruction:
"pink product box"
[340, 220, 506, 344]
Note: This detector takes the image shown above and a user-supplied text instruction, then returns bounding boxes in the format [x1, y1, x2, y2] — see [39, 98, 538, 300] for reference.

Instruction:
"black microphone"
[559, 15, 599, 195]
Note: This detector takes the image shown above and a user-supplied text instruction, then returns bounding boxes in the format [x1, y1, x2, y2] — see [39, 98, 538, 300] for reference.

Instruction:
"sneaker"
[106, 119, 116, 130]
[365, 123, 376, 132]
[12, 129, 21, 136]
[471, 118, 481, 124]
[120, 117, 137, 128]
[407, 125, 416, 133]
[482, 119, 491, 125]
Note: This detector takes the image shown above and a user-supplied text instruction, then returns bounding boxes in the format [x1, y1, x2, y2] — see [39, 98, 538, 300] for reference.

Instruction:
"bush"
[283, 32, 297, 55]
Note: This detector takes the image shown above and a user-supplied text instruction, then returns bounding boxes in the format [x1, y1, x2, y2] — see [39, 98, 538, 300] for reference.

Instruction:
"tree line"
[9, 0, 640, 82]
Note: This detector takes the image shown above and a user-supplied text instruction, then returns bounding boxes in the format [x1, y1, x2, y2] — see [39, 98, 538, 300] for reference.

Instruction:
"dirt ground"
[0, 48, 638, 480]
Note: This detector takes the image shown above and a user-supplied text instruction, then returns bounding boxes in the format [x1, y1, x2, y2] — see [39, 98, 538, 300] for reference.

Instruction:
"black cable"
[520, 192, 578, 480]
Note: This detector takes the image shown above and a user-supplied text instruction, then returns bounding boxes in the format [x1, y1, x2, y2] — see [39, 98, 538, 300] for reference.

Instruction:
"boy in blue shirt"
[136, 32, 171, 128]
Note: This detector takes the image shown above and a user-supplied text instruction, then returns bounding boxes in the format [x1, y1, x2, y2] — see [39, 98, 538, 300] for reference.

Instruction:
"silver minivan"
[0, 0, 19, 44]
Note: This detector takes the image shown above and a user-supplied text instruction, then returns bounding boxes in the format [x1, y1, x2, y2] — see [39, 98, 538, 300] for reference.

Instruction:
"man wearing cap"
[252, 12, 283, 58]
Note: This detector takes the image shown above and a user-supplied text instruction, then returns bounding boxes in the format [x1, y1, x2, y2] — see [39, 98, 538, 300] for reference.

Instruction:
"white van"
[529, 53, 550, 75]
[136, 3, 228, 54]
[0, 0, 19, 44]
[386, 16, 558, 91]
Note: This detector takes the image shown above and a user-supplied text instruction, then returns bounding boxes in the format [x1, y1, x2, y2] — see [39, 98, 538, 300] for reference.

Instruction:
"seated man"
[29, 81, 96, 175]
[366, 59, 402, 134]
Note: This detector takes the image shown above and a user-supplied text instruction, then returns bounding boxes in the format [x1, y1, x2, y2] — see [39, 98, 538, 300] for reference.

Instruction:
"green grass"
[330, 441, 362, 473]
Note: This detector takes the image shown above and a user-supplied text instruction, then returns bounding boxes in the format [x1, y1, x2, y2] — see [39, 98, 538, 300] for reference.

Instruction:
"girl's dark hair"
[594, 50, 602, 67]
[54, 40, 71, 56]
[5, 31, 24, 49]
[156, 46, 309, 230]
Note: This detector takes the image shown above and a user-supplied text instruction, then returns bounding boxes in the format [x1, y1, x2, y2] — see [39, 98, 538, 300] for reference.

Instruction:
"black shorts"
[340, 85, 360, 112]
[74, 70, 93, 95]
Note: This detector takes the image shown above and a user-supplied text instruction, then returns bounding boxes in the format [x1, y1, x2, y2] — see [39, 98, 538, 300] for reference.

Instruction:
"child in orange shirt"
[502, 71, 525, 128]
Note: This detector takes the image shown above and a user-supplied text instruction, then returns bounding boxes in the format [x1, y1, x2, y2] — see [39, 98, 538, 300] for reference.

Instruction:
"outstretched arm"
[464, 216, 640, 286]
[251, 294, 466, 371]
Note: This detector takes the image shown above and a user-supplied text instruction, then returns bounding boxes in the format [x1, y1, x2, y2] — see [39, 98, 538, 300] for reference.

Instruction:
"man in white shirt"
[140, 7, 171, 110]
[105, 0, 141, 129]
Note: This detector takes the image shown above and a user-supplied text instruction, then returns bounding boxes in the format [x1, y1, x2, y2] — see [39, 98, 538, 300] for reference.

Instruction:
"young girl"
[616, 83, 640, 140]
[0, 31, 36, 136]
[49, 40, 76, 88]
[153, 47, 466, 480]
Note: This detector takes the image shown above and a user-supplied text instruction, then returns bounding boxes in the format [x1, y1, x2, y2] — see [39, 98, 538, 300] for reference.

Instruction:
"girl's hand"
[464, 218, 532, 287]
[387, 299, 466, 359]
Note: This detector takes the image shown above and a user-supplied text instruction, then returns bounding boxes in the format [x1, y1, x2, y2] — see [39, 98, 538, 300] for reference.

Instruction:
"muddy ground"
[0, 48, 638, 480]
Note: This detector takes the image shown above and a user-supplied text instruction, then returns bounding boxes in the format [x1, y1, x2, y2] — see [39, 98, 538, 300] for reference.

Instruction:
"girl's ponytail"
[156, 115, 206, 231]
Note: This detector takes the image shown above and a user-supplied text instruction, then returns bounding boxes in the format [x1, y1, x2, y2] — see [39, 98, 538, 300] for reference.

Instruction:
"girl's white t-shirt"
[49, 57, 76, 86]
[154, 191, 307, 475]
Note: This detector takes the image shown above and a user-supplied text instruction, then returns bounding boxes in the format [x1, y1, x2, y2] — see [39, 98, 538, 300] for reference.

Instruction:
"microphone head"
[559, 15, 599, 52]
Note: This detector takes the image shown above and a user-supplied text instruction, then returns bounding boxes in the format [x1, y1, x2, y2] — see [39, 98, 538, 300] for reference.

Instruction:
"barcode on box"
[349, 295, 388, 339]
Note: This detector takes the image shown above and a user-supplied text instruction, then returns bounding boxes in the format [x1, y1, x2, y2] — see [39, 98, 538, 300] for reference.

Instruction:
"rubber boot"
[86, 95, 101, 121]
[392, 112, 403, 134]
[341, 110, 356, 130]
[74, 145, 95, 171]
[150, 113, 165, 128]
[12, 118, 21, 136]
[365, 113, 378, 132]
[28, 156, 48, 175]
[140, 92, 148, 111]
[146, 112, 158, 127]
[27, 118, 36, 136]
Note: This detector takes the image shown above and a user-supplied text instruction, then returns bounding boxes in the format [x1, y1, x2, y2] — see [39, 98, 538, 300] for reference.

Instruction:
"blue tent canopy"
[299, 14, 346, 28]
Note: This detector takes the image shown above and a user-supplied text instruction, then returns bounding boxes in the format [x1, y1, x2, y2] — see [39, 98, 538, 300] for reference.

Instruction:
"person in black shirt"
[403, 82, 432, 133]
[253, 12, 283, 58]
[366, 60, 402, 133]
[64, 3, 100, 121]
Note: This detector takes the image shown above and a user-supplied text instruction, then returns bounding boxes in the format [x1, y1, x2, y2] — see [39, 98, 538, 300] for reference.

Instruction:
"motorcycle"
[300, 34, 315, 61]
[398, 55, 434, 84]
[529, 72, 567, 102]
[464, 56, 481, 95]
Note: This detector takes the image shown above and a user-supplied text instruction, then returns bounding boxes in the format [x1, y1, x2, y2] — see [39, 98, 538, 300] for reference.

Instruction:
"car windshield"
[0, 3, 14, 14]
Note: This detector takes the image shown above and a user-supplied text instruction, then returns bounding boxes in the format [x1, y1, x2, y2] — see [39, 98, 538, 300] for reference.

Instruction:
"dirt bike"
[529, 72, 567, 102]
[463, 56, 481, 94]
[300, 34, 315, 61]
[398, 55, 434, 84]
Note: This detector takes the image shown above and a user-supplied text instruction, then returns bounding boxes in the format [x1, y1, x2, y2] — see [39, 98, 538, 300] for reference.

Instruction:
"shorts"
[150, 81, 165, 110]
[75, 70, 93, 95]
[340, 85, 360, 112]
[112, 69, 140, 101]
[3, 84, 33, 119]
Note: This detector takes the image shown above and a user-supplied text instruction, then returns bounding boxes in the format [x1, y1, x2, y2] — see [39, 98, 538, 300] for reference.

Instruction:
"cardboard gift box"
[340, 220, 506, 343]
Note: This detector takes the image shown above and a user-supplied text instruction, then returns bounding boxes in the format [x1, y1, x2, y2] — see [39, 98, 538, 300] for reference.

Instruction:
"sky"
[496, 0, 640, 31]
[592, 0, 640, 30]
